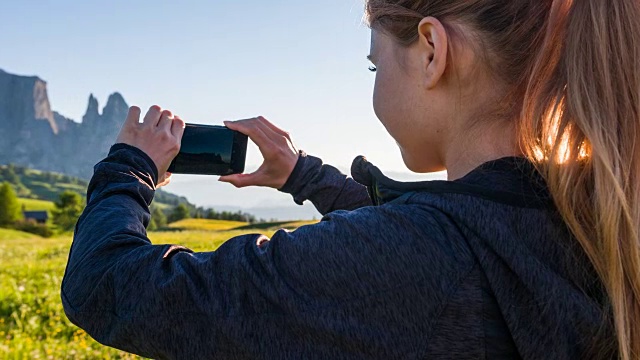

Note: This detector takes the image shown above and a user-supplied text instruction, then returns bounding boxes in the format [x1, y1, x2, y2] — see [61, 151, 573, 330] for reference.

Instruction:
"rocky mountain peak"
[82, 94, 100, 125]
[87, 94, 99, 114]
[0, 69, 57, 135]
[33, 79, 57, 134]
[106, 92, 125, 106]
[102, 92, 128, 122]
[0, 69, 131, 178]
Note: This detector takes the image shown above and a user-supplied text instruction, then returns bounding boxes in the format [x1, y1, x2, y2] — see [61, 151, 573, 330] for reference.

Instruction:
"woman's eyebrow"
[367, 55, 374, 62]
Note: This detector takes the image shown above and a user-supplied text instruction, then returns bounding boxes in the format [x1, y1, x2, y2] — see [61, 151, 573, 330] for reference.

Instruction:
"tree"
[168, 204, 191, 224]
[0, 182, 22, 227]
[14, 220, 54, 238]
[247, 214, 257, 224]
[12, 164, 26, 176]
[4, 164, 21, 186]
[147, 218, 158, 231]
[52, 191, 84, 231]
[149, 206, 167, 230]
[206, 209, 219, 220]
[194, 207, 205, 219]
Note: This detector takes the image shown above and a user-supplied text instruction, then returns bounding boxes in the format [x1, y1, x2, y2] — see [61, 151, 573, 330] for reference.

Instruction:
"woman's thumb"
[219, 173, 261, 188]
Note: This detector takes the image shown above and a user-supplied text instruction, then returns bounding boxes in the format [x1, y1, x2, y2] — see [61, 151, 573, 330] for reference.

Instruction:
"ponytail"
[522, 0, 640, 358]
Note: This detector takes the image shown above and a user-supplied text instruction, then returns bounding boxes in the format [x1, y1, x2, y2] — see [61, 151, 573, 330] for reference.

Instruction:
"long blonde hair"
[366, 0, 640, 358]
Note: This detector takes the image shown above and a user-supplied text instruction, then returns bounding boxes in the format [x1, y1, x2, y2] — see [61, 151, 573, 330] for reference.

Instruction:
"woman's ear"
[417, 17, 448, 89]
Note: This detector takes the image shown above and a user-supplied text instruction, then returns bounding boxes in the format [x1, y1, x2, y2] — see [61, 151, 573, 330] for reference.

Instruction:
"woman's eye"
[368, 66, 377, 73]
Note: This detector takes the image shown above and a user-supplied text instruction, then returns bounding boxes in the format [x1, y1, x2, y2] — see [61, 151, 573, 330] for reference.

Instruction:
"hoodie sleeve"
[279, 151, 372, 215]
[61, 144, 458, 359]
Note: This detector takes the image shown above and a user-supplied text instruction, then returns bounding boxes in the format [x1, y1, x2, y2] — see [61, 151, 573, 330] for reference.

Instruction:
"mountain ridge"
[0, 68, 194, 209]
[0, 68, 130, 179]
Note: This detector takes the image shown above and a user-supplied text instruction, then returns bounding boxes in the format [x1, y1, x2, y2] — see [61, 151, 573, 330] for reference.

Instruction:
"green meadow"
[16, 199, 55, 213]
[0, 220, 316, 359]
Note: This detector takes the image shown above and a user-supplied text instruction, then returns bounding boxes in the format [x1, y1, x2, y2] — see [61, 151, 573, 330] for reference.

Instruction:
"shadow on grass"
[154, 227, 186, 232]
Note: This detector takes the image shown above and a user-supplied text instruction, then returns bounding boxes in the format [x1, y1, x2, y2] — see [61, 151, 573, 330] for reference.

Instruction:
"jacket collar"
[351, 156, 553, 209]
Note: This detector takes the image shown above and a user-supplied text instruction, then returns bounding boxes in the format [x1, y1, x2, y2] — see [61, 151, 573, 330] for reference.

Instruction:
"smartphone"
[168, 124, 248, 176]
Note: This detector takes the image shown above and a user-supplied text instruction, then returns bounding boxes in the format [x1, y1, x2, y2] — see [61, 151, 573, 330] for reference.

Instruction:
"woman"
[61, 0, 640, 359]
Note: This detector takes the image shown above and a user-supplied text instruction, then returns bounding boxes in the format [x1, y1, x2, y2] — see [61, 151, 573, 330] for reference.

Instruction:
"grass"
[0, 228, 40, 241]
[233, 220, 318, 231]
[167, 219, 319, 232]
[0, 219, 311, 358]
[17, 198, 55, 212]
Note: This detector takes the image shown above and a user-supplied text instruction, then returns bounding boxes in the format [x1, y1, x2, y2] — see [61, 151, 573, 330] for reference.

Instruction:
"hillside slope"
[0, 164, 193, 209]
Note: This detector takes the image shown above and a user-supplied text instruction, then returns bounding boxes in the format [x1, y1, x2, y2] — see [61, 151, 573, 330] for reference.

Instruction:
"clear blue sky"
[1, 0, 445, 211]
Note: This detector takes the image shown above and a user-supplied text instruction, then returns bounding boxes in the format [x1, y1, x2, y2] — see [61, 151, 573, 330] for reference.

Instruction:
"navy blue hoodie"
[61, 144, 614, 359]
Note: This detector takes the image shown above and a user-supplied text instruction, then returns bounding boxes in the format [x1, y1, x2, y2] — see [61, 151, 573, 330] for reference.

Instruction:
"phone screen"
[168, 124, 247, 175]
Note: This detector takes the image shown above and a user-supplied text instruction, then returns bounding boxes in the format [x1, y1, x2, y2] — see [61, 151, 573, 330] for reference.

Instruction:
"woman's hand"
[116, 105, 186, 187]
[220, 116, 299, 189]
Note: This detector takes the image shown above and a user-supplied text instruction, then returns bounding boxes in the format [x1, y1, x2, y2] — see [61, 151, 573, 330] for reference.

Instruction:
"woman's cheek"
[372, 75, 385, 124]
[373, 73, 398, 135]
